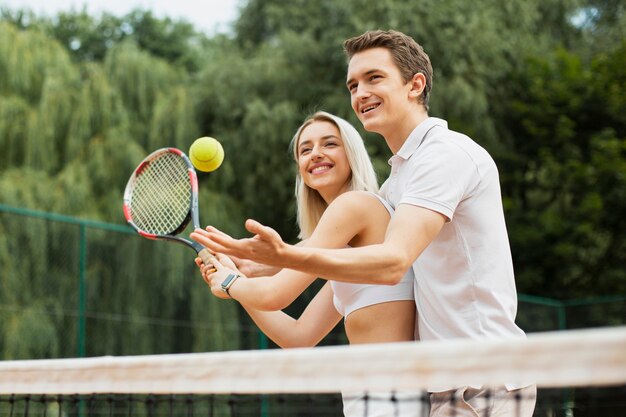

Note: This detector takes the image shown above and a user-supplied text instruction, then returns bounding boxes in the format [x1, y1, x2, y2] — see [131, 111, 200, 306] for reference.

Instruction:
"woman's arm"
[242, 282, 342, 348]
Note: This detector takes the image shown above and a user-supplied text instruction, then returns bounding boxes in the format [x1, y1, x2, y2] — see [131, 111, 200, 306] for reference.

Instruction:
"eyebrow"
[346, 69, 380, 87]
[298, 139, 312, 149]
[298, 135, 340, 149]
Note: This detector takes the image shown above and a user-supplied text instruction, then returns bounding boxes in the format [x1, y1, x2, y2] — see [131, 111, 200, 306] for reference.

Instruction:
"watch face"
[222, 273, 238, 291]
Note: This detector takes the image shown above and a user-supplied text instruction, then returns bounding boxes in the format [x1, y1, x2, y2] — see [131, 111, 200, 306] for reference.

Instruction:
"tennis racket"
[123, 147, 217, 266]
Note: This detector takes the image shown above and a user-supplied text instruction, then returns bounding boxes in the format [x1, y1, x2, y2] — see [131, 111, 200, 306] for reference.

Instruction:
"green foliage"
[2, 301, 61, 359]
[45, 9, 125, 62]
[0, 95, 30, 170]
[576, 0, 626, 54]
[123, 10, 203, 71]
[499, 44, 625, 297]
[0, 22, 78, 104]
[105, 42, 182, 140]
[0, 17, 246, 358]
[1, 7, 206, 70]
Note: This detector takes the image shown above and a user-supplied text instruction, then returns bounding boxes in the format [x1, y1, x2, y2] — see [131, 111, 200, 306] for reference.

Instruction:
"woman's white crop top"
[329, 193, 415, 317]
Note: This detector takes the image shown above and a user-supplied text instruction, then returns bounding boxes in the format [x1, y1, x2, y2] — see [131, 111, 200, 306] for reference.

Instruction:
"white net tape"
[1, 327, 624, 395]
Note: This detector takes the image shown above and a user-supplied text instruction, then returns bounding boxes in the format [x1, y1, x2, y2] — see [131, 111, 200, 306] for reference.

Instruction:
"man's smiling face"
[346, 47, 414, 139]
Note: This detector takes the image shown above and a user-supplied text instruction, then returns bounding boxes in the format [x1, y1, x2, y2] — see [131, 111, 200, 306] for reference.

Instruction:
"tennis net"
[1, 326, 625, 416]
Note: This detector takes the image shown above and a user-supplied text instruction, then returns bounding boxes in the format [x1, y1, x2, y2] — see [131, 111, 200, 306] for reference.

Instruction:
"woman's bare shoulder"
[328, 191, 389, 218]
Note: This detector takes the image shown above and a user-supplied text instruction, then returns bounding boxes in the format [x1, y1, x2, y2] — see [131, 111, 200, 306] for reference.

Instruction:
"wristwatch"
[221, 273, 241, 297]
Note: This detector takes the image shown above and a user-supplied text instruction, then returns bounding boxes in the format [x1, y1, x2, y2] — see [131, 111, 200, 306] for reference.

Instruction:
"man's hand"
[192, 224, 282, 276]
[191, 220, 291, 268]
[229, 255, 282, 277]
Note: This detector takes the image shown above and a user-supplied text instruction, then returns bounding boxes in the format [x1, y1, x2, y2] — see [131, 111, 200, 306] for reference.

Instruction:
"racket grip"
[198, 248, 217, 265]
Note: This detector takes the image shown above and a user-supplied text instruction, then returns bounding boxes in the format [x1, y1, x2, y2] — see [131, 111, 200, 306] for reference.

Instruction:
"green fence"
[0, 204, 624, 360]
[0, 204, 248, 360]
[517, 293, 626, 332]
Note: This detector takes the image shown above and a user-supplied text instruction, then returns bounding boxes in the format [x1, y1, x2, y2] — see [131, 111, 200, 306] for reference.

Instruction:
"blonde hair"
[289, 111, 379, 239]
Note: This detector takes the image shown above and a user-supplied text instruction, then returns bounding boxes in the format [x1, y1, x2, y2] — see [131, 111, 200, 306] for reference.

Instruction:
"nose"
[310, 145, 324, 161]
[354, 84, 370, 100]
[352, 86, 370, 113]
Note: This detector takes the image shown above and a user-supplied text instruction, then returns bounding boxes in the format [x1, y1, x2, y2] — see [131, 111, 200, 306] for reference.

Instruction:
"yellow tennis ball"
[189, 137, 224, 172]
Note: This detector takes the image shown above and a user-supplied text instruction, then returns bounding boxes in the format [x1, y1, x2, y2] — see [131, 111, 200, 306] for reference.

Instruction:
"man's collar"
[395, 117, 447, 160]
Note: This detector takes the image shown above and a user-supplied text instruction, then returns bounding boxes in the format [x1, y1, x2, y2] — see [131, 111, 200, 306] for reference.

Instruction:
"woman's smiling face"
[297, 120, 352, 203]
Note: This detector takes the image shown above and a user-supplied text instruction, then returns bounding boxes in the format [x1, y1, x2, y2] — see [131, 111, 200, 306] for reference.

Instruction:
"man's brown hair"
[344, 30, 433, 110]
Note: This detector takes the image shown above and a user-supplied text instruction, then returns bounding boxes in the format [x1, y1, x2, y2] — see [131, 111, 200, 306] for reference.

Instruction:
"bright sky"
[0, 0, 241, 34]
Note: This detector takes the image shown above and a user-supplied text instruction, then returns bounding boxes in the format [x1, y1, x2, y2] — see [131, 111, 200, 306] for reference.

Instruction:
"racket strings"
[129, 153, 192, 235]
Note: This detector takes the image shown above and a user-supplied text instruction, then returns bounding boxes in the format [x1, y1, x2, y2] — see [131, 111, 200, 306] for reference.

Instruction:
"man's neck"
[384, 109, 429, 154]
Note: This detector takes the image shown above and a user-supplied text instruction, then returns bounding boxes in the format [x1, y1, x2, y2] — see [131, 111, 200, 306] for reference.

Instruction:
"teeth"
[362, 104, 379, 113]
[311, 166, 331, 174]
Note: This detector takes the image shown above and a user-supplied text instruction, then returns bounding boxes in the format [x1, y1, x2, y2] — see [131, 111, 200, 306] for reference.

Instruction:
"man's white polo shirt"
[380, 117, 527, 390]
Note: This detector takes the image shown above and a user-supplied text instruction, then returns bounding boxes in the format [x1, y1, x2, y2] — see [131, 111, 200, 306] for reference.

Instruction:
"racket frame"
[123, 147, 213, 261]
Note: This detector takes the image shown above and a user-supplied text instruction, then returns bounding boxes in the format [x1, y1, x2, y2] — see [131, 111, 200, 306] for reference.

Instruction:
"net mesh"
[3, 390, 626, 417]
[127, 152, 192, 235]
[1, 327, 624, 417]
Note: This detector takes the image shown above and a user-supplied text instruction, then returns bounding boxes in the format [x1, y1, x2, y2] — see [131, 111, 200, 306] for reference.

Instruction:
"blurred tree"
[0, 7, 41, 30]
[0, 19, 245, 359]
[1, 7, 206, 71]
[575, 0, 626, 55]
[498, 43, 625, 297]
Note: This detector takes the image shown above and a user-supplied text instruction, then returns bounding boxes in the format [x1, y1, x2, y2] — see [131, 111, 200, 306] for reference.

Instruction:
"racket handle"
[198, 247, 217, 265]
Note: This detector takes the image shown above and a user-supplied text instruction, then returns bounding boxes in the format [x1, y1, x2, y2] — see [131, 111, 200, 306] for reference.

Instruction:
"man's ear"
[408, 72, 426, 100]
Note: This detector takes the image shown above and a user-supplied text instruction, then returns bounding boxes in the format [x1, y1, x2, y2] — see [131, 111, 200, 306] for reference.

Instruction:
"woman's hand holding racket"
[194, 253, 244, 300]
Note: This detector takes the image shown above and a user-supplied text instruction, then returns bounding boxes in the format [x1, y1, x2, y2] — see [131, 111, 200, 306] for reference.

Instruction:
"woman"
[192, 111, 420, 416]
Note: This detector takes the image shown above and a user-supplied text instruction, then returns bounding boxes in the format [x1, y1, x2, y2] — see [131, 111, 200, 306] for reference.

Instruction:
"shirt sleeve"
[398, 140, 479, 221]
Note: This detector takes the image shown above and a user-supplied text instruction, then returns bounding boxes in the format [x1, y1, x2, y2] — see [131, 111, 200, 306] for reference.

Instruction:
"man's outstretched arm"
[191, 204, 445, 284]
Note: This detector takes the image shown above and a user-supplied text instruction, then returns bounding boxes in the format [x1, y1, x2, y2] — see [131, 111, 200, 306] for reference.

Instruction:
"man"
[192, 30, 535, 416]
